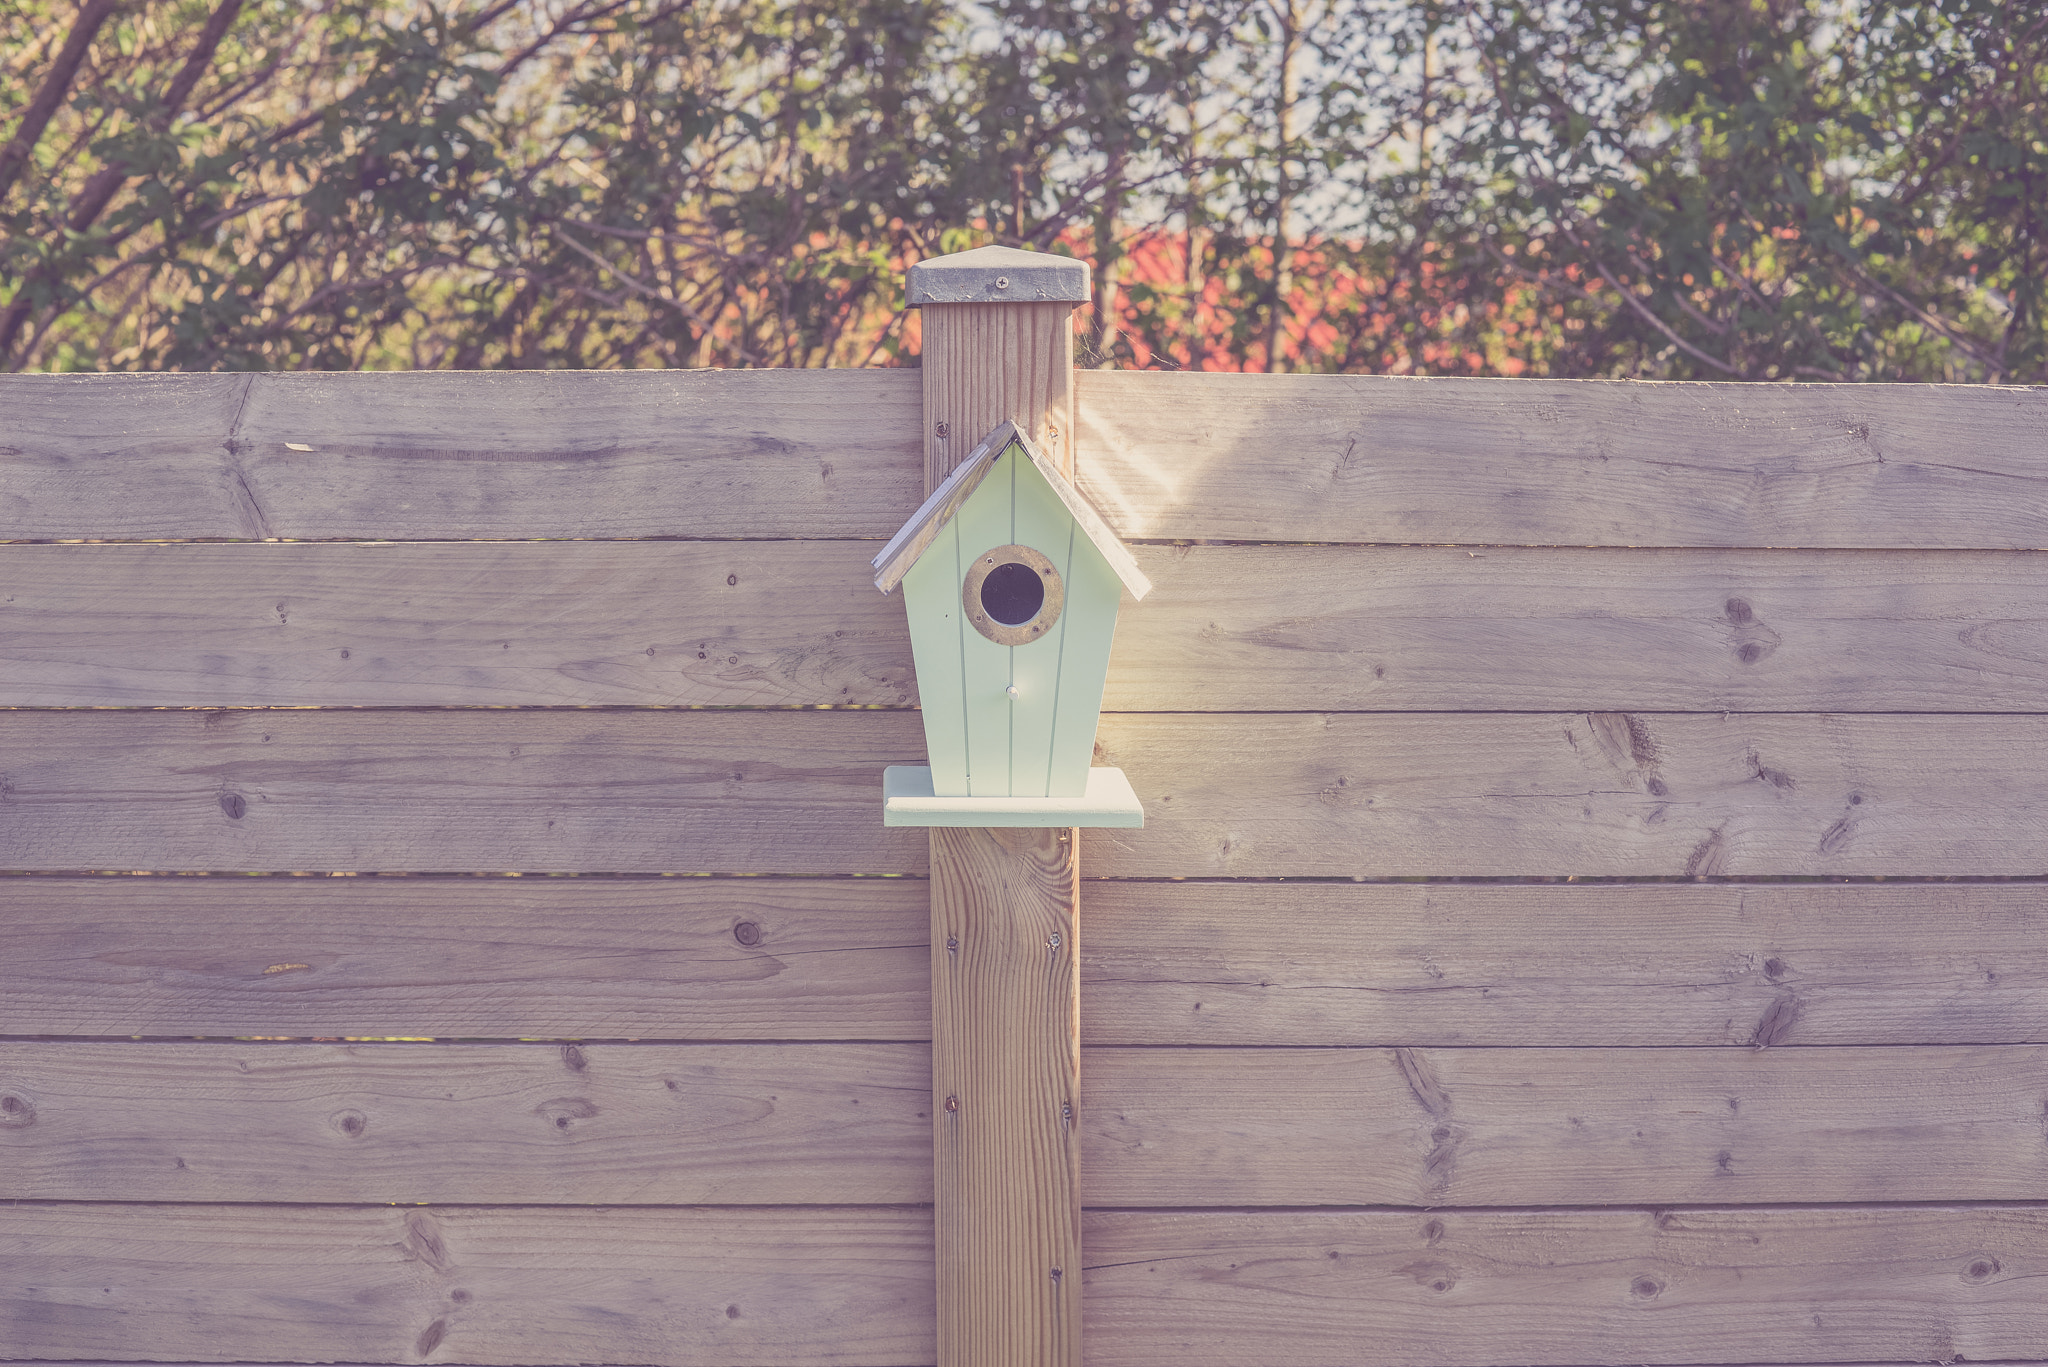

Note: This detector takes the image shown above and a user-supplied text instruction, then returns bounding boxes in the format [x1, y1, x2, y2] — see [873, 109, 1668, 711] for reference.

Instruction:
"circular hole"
[962, 544, 1064, 645]
[980, 561, 1046, 625]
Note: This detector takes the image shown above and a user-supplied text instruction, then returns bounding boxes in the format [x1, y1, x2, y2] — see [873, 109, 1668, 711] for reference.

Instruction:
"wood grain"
[1077, 370, 2048, 547]
[1092, 710, 2048, 877]
[9, 877, 2048, 1047]
[0, 1041, 928, 1204]
[9, 371, 2048, 548]
[0, 369, 923, 541]
[1080, 880, 2048, 1047]
[0, 1202, 932, 1365]
[1083, 1206, 2048, 1366]
[929, 828, 1082, 1367]
[0, 540, 913, 707]
[920, 297, 1085, 1367]
[0, 708, 930, 875]
[14, 709, 2048, 875]
[1111, 544, 2048, 713]
[921, 303, 1077, 485]
[0, 875, 928, 1041]
[18, 541, 2048, 712]
[1082, 1045, 2048, 1207]
[13, 1038, 2048, 1208]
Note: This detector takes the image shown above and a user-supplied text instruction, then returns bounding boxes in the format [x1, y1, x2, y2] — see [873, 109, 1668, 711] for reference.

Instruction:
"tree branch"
[1586, 258, 1741, 375]
[553, 227, 760, 365]
[0, 0, 122, 207]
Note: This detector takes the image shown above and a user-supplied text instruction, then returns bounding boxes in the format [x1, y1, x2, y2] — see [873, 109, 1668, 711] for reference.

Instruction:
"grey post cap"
[906, 245, 1090, 305]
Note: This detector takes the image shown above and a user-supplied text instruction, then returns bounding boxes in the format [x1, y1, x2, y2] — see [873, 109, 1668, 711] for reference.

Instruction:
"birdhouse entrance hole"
[963, 543, 1064, 646]
[982, 561, 1044, 624]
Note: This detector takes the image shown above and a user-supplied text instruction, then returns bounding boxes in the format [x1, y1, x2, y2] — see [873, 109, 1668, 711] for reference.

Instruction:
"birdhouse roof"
[871, 420, 1152, 600]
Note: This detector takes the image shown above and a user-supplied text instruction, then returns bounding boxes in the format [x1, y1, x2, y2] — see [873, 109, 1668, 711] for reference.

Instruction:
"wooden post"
[929, 823, 1080, 1367]
[914, 248, 1085, 1367]
[920, 302, 1077, 487]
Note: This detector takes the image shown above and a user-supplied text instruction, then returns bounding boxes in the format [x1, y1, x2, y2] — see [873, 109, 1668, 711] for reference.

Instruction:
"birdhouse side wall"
[1042, 534, 1124, 794]
[898, 446, 1125, 799]
[901, 515, 970, 794]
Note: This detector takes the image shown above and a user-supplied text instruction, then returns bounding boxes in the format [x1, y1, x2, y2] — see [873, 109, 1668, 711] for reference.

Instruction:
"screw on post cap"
[907, 245, 1088, 305]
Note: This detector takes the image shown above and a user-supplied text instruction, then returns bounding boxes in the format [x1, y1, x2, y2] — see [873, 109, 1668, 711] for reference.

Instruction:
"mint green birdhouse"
[873, 421, 1151, 827]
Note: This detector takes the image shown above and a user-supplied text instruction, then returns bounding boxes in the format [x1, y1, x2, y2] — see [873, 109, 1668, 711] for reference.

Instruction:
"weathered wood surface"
[1117, 544, 2048, 713]
[16, 541, 2048, 712]
[0, 369, 923, 541]
[1081, 880, 2048, 1047]
[921, 300, 1083, 1367]
[0, 1041, 929, 1204]
[0, 1203, 933, 1365]
[0, 875, 929, 1041]
[0, 709, 929, 875]
[1079, 371, 2048, 548]
[14, 1039, 2048, 1207]
[921, 303, 1077, 485]
[0, 541, 913, 707]
[7, 371, 2048, 548]
[1082, 1206, 2048, 1367]
[1083, 1045, 2048, 1206]
[929, 828, 1082, 1367]
[9, 877, 2048, 1047]
[1095, 710, 2048, 877]
[8, 708, 2048, 876]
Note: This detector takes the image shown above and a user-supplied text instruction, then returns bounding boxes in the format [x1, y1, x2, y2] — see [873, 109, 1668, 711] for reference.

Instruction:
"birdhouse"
[874, 420, 1151, 826]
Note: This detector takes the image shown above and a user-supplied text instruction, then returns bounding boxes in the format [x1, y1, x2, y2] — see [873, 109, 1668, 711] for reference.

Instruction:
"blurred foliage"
[1, 0, 2041, 377]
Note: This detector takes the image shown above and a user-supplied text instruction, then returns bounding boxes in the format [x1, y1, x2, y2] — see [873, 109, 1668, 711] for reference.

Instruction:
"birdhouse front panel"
[901, 442, 1125, 799]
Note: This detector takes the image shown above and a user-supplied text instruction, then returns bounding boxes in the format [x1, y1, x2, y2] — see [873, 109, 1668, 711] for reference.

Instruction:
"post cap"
[907, 245, 1089, 306]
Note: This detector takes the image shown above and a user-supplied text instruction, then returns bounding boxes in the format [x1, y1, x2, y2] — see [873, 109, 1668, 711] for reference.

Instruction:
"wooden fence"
[4, 364, 2048, 1366]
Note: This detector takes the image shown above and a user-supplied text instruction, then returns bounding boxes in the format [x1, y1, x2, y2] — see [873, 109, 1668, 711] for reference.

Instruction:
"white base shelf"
[882, 765, 1145, 828]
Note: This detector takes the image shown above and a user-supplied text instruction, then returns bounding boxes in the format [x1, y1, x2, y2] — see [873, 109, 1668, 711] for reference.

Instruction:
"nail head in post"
[907, 245, 1089, 306]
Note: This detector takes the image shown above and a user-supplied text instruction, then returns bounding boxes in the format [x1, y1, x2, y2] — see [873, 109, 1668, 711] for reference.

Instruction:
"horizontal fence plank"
[1083, 881, 2048, 1047]
[8, 372, 2045, 549]
[0, 1203, 931, 1365]
[0, 875, 928, 1041]
[7, 877, 2046, 1047]
[11, 1039, 2045, 1208]
[9, 710, 2048, 875]
[1117, 544, 2048, 713]
[12, 542, 2048, 712]
[0, 541, 914, 708]
[0, 370, 923, 541]
[1083, 1206, 2048, 1367]
[1099, 710, 2048, 877]
[1080, 371, 2048, 548]
[1083, 1045, 2048, 1207]
[0, 709, 929, 875]
[0, 1042, 928, 1204]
